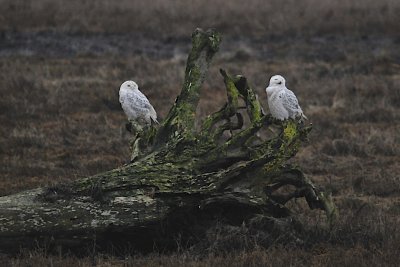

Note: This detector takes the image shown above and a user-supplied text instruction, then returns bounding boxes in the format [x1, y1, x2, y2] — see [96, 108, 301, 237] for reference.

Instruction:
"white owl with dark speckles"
[119, 80, 158, 126]
[265, 75, 307, 121]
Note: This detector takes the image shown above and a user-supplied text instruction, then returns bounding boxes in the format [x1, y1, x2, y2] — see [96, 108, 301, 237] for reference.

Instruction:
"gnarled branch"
[0, 29, 336, 254]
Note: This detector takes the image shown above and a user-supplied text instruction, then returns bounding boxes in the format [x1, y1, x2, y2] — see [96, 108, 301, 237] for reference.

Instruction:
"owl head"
[121, 80, 139, 90]
[268, 75, 286, 87]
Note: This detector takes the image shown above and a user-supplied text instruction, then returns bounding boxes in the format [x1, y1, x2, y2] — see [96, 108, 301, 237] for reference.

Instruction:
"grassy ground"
[0, 0, 400, 266]
[1, 0, 400, 36]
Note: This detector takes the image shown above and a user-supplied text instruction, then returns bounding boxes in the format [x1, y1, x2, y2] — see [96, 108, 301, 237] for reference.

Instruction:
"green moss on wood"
[159, 29, 221, 143]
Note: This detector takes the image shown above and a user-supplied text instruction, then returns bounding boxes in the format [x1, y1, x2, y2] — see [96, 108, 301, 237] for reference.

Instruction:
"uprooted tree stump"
[0, 29, 337, 254]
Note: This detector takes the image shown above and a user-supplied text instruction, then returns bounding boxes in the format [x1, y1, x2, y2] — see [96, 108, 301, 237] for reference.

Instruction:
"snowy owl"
[265, 75, 307, 121]
[119, 80, 158, 126]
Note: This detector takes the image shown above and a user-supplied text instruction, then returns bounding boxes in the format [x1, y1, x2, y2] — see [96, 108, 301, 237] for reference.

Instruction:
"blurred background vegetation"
[0, 0, 399, 36]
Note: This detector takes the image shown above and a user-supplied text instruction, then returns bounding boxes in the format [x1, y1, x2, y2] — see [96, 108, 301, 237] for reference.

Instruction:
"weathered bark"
[0, 28, 337, 253]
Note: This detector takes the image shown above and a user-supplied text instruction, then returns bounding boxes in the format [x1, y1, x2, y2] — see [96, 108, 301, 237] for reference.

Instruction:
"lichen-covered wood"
[0, 28, 337, 253]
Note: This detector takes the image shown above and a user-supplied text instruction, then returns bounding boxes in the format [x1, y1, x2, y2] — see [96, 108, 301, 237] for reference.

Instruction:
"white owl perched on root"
[119, 80, 158, 127]
[265, 75, 307, 121]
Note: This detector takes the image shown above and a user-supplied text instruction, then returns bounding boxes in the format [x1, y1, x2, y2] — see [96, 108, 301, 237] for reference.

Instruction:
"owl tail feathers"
[151, 117, 160, 125]
[296, 111, 308, 123]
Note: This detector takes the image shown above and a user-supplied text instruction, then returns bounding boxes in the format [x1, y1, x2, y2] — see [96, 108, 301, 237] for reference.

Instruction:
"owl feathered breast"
[119, 81, 158, 125]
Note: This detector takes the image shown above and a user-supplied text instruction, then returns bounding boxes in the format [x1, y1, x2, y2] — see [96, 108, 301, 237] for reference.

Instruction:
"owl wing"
[282, 89, 300, 110]
[134, 89, 158, 122]
[281, 88, 307, 120]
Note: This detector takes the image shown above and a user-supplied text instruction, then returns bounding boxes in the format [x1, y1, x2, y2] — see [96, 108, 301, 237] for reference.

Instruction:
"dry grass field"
[0, 0, 400, 266]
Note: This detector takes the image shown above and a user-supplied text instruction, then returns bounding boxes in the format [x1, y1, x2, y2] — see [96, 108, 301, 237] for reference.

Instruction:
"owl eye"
[127, 84, 131, 87]
[278, 81, 282, 85]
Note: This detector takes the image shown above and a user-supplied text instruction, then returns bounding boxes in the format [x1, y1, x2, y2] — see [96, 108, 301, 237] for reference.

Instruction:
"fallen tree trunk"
[0, 29, 337, 254]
